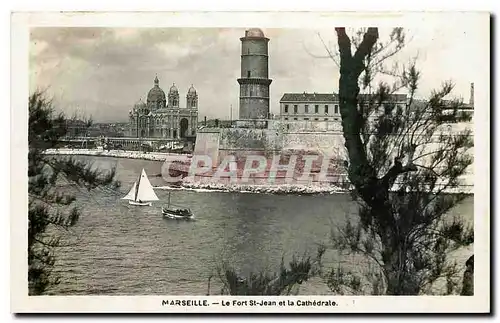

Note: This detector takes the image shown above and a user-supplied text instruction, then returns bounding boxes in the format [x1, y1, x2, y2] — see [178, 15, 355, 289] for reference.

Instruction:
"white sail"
[122, 182, 137, 200]
[135, 169, 159, 202]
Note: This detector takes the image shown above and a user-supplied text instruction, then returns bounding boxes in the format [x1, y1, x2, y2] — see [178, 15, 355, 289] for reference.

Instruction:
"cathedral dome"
[134, 99, 147, 109]
[188, 84, 197, 95]
[169, 83, 179, 94]
[245, 28, 265, 38]
[147, 76, 166, 103]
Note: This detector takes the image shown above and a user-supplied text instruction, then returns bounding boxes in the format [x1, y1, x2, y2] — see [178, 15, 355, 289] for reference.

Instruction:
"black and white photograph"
[10, 11, 490, 313]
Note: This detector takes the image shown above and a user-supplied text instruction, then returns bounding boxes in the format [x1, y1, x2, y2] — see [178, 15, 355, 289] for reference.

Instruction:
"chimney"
[469, 82, 474, 105]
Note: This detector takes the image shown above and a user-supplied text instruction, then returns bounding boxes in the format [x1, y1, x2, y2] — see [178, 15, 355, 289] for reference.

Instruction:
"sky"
[29, 19, 487, 122]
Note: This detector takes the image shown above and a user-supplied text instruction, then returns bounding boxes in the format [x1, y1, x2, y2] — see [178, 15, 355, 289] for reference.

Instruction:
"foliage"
[28, 90, 119, 295]
[211, 251, 323, 295]
[318, 28, 474, 295]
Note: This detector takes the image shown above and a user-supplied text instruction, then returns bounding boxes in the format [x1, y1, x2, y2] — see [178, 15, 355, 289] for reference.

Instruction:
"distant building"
[128, 76, 199, 139]
[65, 119, 89, 137]
[279, 83, 474, 123]
[279, 92, 409, 122]
[279, 93, 343, 122]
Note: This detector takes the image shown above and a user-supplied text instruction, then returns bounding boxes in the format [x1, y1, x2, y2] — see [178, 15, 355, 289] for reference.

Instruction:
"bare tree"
[320, 28, 474, 295]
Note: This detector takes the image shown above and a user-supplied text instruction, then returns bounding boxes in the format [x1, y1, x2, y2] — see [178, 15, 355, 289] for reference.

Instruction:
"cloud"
[29, 25, 483, 123]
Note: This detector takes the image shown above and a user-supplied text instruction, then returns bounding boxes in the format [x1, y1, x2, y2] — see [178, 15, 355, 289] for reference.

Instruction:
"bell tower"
[237, 28, 272, 120]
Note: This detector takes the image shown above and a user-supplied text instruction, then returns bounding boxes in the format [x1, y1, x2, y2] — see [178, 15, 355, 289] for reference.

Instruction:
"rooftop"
[245, 28, 265, 38]
[280, 93, 338, 103]
[280, 92, 408, 103]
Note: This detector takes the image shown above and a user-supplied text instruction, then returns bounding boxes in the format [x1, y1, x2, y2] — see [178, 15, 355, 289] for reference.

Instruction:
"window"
[305, 105, 309, 113]
[315, 105, 319, 113]
[334, 105, 339, 114]
[293, 118, 298, 120]
[324, 118, 328, 121]
[304, 118, 309, 121]
[325, 105, 329, 114]
[284, 117, 288, 120]
[334, 118, 340, 121]
[294, 105, 298, 114]
[314, 118, 319, 121]
[284, 105, 289, 113]
[247, 71, 251, 78]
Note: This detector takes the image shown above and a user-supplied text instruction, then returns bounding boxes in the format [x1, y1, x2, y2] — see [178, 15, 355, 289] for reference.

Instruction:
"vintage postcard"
[11, 11, 490, 313]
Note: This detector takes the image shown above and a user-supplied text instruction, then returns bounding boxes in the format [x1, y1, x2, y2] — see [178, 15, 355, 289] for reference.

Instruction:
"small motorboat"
[162, 192, 194, 220]
[162, 207, 194, 220]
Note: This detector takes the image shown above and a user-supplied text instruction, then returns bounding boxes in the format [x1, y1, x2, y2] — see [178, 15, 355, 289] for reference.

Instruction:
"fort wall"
[192, 119, 474, 189]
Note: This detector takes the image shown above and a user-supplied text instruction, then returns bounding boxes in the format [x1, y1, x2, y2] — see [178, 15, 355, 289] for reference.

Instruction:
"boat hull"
[129, 200, 152, 206]
[162, 208, 194, 220]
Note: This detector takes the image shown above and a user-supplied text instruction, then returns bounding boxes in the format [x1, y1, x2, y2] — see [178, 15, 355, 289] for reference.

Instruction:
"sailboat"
[122, 168, 159, 206]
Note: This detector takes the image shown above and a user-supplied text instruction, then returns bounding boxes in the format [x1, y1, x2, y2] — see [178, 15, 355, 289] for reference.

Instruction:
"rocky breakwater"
[166, 182, 347, 195]
[44, 148, 187, 162]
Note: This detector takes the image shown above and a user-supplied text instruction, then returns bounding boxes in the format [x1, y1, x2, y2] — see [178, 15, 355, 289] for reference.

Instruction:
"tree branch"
[353, 28, 379, 75]
[335, 27, 353, 63]
[380, 157, 418, 189]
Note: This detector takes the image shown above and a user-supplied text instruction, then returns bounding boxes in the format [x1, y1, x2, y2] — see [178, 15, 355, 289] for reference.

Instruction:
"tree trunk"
[461, 255, 474, 295]
[335, 28, 420, 296]
[336, 28, 378, 202]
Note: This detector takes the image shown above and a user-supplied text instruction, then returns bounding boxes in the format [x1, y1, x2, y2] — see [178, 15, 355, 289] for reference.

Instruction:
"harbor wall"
[192, 120, 474, 190]
[43, 148, 189, 162]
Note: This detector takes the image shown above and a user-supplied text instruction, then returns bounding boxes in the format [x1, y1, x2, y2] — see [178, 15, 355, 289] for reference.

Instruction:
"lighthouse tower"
[237, 28, 272, 121]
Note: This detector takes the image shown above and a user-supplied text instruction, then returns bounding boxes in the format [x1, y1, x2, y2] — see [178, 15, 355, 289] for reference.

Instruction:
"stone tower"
[168, 83, 179, 108]
[237, 28, 272, 120]
[186, 84, 198, 109]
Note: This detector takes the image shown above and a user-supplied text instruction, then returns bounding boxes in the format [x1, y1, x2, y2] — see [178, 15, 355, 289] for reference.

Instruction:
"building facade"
[128, 76, 198, 139]
[237, 28, 272, 120]
[279, 84, 475, 123]
[279, 93, 342, 122]
[279, 92, 408, 122]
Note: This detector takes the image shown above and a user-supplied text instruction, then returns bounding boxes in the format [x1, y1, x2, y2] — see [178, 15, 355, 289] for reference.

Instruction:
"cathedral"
[128, 76, 198, 139]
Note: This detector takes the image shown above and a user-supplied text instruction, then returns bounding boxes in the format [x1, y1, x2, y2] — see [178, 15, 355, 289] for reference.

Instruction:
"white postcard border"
[10, 11, 491, 313]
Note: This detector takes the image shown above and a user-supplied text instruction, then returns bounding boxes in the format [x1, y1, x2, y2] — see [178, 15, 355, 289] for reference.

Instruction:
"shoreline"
[45, 148, 474, 196]
[155, 182, 349, 195]
[44, 148, 188, 162]
[155, 182, 474, 196]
